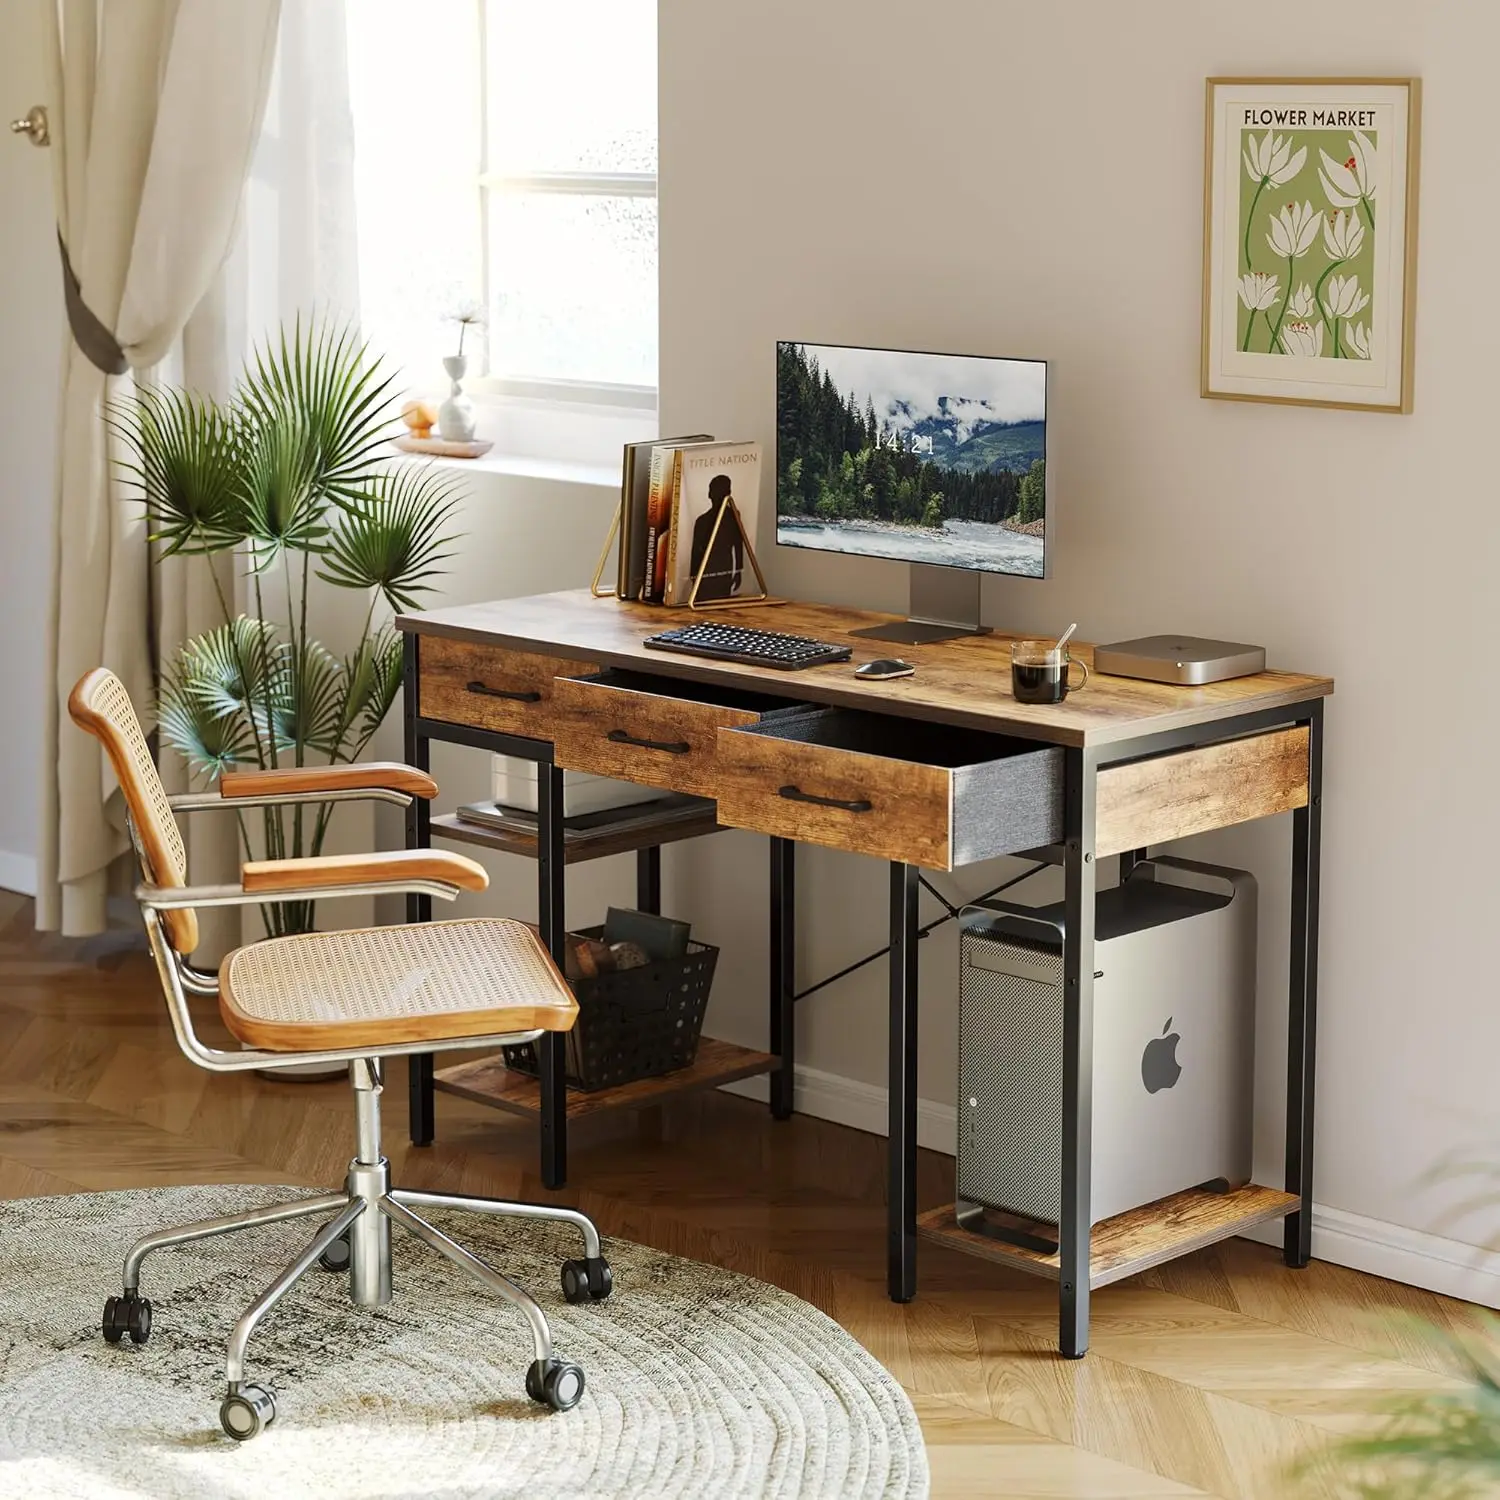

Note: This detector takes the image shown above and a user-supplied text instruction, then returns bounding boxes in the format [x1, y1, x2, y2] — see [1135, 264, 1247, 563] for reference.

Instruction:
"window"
[347, 0, 657, 406]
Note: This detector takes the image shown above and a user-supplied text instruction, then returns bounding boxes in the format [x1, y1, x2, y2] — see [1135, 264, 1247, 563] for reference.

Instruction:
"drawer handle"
[779, 785, 873, 814]
[607, 728, 691, 755]
[466, 680, 542, 704]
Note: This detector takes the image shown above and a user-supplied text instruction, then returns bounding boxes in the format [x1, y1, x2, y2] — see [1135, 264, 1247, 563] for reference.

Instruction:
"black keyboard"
[644, 622, 853, 670]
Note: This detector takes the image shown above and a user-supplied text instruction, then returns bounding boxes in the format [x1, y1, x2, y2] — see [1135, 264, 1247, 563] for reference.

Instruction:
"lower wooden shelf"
[433, 1036, 779, 1121]
[429, 803, 722, 866]
[916, 1183, 1299, 1289]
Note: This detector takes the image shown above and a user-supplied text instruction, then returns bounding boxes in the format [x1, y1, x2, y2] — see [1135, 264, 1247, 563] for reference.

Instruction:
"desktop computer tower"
[957, 858, 1255, 1233]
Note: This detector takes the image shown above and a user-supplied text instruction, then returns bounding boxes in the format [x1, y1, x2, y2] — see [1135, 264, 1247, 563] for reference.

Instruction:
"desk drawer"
[553, 670, 802, 800]
[418, 635, 597, 739]
[715, 709, 1063, 870]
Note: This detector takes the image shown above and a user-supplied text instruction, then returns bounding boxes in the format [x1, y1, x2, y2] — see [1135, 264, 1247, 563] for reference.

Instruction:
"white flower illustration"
[1266, 201, 1321, 260]
[1287, 283, 1318, 319]
[1322, 208, 1366, 261]
[1318, 132, 1377, 212]
[1324, 273, 1370, 320]
[1346, 321, 1372, 359]
[1237, 272, 1282, 311]
[1243, 130, 1307, 188]
[1279, 320, 1326, 358]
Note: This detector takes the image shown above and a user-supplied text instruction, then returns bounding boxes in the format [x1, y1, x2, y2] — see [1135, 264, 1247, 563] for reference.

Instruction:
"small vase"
[438, 355, 477, 442]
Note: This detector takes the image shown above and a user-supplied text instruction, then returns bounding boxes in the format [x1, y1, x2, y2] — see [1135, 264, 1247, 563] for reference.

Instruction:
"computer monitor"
[775, 340, 1047, 643]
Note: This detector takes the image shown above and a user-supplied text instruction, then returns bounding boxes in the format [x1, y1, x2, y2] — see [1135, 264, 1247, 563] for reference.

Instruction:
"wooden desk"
[399, 589, 1332, 1358]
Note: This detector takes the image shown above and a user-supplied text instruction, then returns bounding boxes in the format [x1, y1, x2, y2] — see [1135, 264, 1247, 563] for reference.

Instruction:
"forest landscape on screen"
[776, 341, 1047, 577]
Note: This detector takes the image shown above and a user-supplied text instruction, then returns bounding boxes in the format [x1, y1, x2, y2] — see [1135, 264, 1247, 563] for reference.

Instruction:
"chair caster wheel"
[220, 1382, 276, 1441]
[561, 1256, 612, 1303]
[102, 1294, 152, 1345]
[318, 1235, 351, 1273]
[526, 1358, 585, 1411]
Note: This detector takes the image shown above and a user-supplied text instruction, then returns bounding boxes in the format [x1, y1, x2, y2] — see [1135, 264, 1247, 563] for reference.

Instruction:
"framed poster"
[1202, 78, 1421, 412]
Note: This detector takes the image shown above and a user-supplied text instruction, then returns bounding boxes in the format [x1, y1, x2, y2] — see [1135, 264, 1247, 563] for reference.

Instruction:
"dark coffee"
[1012, 660, 1069, 704]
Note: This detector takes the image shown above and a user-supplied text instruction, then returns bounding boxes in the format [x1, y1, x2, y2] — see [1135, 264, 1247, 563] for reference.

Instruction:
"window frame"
[472, 2, 658, 409]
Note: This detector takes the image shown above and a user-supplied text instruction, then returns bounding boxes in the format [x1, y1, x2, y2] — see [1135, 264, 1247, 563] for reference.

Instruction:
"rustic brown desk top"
[399, 591, 1332, 749]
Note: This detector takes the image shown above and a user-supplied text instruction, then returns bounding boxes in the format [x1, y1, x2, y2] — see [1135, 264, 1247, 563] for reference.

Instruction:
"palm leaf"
[1307, 1322, 1500, 1498]
[266, 639, 346, 758]
[174, 616, 281, 740]
[158, 658, 257, 778]
[108, 385, 247, 555]
[331, 626, 404, 757]
[317, 465, 462, 611]
[239, 315, 402, 511]
[236, 412, 330, 566]
[358, 625, 405, 742]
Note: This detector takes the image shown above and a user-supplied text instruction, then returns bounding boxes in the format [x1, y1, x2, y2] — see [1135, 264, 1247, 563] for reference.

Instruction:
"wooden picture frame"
[1202, 77, 1421, 412]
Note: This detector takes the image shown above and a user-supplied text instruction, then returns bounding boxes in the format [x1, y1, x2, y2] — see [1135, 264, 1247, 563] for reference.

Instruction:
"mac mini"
[1094, 635, 1266, 684]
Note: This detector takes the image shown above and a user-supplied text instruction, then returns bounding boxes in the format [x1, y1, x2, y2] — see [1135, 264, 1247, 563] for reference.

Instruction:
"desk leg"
[636, 845, 661, 915]
[404, 637, 435, 1148]
[1060, 747, 1099, 1357]
[770, 838, 796, 1120]
[1284, 700, 1324, 1267]
[888, 861, 920, 1303]
[537, 762, 568, 1190]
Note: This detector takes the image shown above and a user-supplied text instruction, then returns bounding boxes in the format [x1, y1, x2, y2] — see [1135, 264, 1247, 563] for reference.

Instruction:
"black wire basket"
[503, 926, 718, 1092]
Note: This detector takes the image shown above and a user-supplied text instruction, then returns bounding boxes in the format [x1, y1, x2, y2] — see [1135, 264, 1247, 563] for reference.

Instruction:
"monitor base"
[851, 563, 992, 645]
[851, 618, 993, 645]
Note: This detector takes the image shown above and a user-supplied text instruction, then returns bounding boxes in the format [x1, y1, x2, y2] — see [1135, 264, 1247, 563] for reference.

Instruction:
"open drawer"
[715, 709, 1063, 870]
[552, 669, 806, 800]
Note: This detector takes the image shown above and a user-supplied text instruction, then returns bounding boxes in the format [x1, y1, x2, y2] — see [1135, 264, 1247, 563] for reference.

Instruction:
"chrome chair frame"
[98, 786, 610, 1439]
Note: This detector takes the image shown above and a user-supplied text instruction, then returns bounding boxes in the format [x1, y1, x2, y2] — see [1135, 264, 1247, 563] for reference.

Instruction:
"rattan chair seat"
[219, 918, 577, 1051]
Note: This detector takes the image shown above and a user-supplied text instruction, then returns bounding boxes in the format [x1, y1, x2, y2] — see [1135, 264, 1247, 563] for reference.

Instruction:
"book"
[618, 434, 710, 599]
[602, 906, 691, 961]
[663, 441, 763, 606]
[643, 439, 718, 603]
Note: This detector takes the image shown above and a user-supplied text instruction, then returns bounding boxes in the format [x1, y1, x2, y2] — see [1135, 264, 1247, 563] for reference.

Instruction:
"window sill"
[394, 448, 620, 490]
[401, 388, 657, 475]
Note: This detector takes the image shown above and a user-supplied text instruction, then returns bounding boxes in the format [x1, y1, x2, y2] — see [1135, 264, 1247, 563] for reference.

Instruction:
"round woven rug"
[0, 1186, 928, 1500]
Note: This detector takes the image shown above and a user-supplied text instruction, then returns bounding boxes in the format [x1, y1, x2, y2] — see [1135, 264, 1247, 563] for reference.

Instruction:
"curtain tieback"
[56, 230, 128, 376]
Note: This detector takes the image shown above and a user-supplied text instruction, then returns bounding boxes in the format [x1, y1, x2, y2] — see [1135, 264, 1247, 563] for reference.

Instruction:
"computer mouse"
[855, 658, 916, 680]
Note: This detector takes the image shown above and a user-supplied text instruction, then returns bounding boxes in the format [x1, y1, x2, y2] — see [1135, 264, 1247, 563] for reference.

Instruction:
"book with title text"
[663, 441, 762, 606]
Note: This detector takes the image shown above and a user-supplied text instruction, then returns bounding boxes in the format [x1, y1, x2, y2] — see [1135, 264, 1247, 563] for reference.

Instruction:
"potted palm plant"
[113, 319, 460, 938]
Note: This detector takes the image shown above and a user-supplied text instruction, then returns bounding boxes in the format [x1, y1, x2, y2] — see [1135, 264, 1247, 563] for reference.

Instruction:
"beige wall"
[659, 0, 1500, 1293]
[0, 5, 63, 894]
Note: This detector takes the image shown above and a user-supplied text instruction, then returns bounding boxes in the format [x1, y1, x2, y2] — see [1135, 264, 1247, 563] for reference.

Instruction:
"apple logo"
[1141, 1018, 1183, 1094]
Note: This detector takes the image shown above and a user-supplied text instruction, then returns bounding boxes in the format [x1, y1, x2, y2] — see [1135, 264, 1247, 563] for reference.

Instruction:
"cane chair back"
[68, 668, 198, 953]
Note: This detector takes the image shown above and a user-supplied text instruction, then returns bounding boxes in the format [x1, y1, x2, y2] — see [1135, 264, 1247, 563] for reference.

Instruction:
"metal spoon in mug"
[1054, 622, 1078, 654]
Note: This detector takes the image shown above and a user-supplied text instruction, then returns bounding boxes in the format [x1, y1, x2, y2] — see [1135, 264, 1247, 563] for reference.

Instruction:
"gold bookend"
[590, 500, 621, 598]
[685, 495, 778, 610]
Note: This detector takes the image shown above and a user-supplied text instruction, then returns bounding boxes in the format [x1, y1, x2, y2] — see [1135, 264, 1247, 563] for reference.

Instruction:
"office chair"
[69, 668, 612, 1441]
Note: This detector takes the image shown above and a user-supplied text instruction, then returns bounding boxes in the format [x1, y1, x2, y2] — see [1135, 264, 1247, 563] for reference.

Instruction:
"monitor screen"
[775, 341, 1047, 578]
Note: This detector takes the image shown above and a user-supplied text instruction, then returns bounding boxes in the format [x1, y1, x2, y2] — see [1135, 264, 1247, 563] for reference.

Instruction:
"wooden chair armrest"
[241, 848, 488, 895]
[219, 762, 439, 802]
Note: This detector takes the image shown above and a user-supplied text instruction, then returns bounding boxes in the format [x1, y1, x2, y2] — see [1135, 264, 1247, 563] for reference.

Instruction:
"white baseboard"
[722, 1060, 960, 1154]
[1238, 1206, 1500, 1309]
[721, 1063, 1500, 1310]
[0, 849, 36, 897]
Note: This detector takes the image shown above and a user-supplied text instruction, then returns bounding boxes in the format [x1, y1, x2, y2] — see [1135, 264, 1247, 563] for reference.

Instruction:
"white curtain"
[36, 0, 279, 937]
[160, 0, 363, 960]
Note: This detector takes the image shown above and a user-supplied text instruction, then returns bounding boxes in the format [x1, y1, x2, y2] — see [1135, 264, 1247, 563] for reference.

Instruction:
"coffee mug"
[1010, 641, 1088, 704]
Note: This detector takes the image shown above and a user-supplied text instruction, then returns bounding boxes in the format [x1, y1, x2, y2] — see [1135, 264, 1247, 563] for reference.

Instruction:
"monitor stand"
[850, 564, 992, 645]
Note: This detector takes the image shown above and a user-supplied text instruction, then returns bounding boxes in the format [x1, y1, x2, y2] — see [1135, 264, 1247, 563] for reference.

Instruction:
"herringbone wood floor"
[0, 893, 1486, 1498]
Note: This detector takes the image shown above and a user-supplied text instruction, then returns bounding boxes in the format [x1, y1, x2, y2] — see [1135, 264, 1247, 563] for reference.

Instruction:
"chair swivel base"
[99, 1142, 612, 1439]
